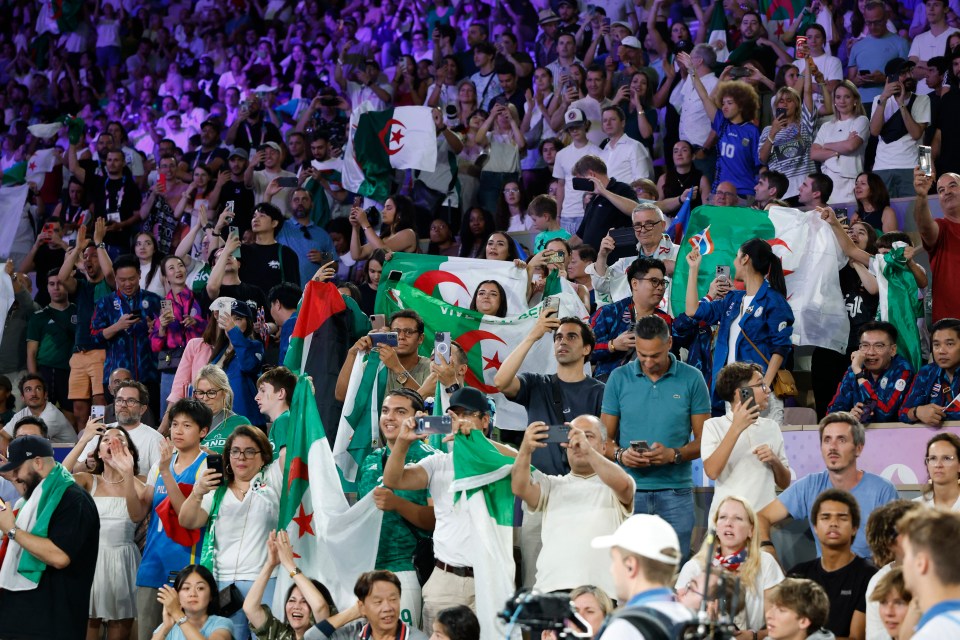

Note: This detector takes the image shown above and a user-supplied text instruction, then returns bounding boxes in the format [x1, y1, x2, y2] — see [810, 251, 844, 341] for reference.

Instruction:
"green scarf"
[198, 485, 229, 575]
[19, 463, 75, 582]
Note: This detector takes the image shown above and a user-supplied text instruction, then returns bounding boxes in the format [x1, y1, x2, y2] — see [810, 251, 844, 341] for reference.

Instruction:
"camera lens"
[445, 104, 458, 117]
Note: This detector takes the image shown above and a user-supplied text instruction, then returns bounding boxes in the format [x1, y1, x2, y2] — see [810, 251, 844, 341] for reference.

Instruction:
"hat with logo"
[230, 300, 254, 320]
[0, 435, 54, 472]
[228, 147, 249, 160]
[564, 107, 586, 129]
[210, 297, 238, 313]
[591, 514, 681, 565]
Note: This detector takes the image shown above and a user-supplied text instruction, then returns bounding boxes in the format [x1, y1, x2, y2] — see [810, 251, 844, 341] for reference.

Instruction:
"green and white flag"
[671, 206, 850, 353]
[450, 432, 516, 640]
[332, 353, 388, 489]
[873, 244, 923, 370]
[343, 105, 437, 203]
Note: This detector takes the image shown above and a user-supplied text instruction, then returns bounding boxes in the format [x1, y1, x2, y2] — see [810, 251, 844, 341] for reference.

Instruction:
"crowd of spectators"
[6, 0, 960, 638]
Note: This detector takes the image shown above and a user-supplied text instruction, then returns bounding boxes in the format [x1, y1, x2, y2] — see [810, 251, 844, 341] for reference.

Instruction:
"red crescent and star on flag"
[379, 118, 407, 155]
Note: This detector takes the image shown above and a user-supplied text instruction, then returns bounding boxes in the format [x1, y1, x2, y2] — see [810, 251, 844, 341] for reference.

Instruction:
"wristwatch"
[672, 448, 683, 465]
[445, 383, 461, 394]
[175, 615, 188, 627]
[289, 567, 302, 579]
[96, 242, 106, 250]
[6, 526, 17, 541]
[396, 371, 409, 385]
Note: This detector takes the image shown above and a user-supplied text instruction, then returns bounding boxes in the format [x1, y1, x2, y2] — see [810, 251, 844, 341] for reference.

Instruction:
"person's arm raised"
[381, 417, 430, 491]
[511, 423, 546, 508]
[494, 310, 560, 398]
[913, 166, 940, 248]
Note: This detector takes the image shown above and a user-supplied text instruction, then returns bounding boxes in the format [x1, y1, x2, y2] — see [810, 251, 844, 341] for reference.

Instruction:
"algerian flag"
[332, 353, 388, 489]
[350, 106, 438, 203]
[759, 0, 814, 48]
[1, 162, 26, 187]
[26, 149, 57, 188]
[705, 1, 731, 63]
[450, 432, 516, 640]
[671, 206, 849, 353]
[379, 253, 536, 316]
[0, 186, 29, 259]
[378, 278, 586, 430]
[873, 244, 923, 370]
[275, 365, 382, 612]
[27, 122, 63, 140]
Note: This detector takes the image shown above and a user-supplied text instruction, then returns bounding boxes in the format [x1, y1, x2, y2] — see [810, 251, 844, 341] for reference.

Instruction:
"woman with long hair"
[811, 81, 870, 203]
[151, 256, 207, 415]
[495, 180, 533, 232]
[192, 364, 251, 453]
[134, 232, 166, 297]
[622, 68, 659, 154]
[685, 239, 794, 422]
[657, 140, 711, 210]
[392, 54, 425, 106]
[852, 172, 898, 232]
[469, 280, 508, 318]
[180, 426, 283, 640]
[916, 433, 960, 510]
[64, 424, 151, 640]
[458, 208, 495, 259]
[151, 565, 232, 639]
[483, 231, 520, 263]
[171, 165, 216, 248]
[454, 80, 478, 130]
[358, 250, 385, 316]
[676, 496, 784, 633]
[244, 531, 338, 640]
[209, 303, 264, 426]
[476, 102, 525, 216]
[759, 78, 816, 199]
[349, 195, 419, 260]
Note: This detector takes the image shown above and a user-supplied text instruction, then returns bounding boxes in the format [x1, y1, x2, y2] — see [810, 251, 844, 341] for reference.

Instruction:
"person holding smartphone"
[700, 362, 791, 523]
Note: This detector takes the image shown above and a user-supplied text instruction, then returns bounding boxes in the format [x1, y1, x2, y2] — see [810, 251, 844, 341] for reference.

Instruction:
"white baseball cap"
[591, 514, 681, 565]
[210, 297, 237, 313]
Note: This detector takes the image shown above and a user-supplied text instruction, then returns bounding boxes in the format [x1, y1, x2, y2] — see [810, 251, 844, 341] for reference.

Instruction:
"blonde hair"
[773, 86, 802, 123]
[194, 364, 234, 411]
[692, 496, 763, 594]
[569, 585, 615, 616]
[832, 80, 866, 118]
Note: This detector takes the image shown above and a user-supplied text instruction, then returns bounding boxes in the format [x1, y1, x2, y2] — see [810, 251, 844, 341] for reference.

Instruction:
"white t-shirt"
[417, 452, 475, 568]
[727, 295, 754, 366]
[677, 72, 719, 147]
[3, 404, 76, 444]
[347, 81, 394, 112]
[553, 141, 603, 223]
[871, 94, 931, 171]
[909, 27, 960, 95]
[865, 561, 893, 640]
[601, 135, 653, 184]
[676, 552, 784, 630]
[912, 493, 960, 510]
[813, 116, 871, 203]
[77, 422, 165, 474]
[700, 412, 790, 517]
[200, 461, 283, 581]
[507, 213, 536, 233]
[532, 471, 634, 596]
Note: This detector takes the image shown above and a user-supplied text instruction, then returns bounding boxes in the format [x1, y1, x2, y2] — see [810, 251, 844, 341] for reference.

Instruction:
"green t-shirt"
[202, 413, 252, 453]
[27, 304, 78, 369]
[268, 410, 290, 452]
[534, 229, 572, 253]
[356, 441, 436, 572]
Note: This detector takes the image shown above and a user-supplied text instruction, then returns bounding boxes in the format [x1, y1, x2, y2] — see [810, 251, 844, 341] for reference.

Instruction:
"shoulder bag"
[740, 331, 799, 398]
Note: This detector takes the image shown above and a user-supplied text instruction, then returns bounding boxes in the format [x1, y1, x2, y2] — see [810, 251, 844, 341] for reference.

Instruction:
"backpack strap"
[608, 606, 676, 640]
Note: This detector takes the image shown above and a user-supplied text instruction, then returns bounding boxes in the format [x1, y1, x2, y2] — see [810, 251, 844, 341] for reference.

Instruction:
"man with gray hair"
[913, 167, 960, 322]
[673, 44, 719, 177]
[758, 412, 898, 560]
[511, 414, 635, 596]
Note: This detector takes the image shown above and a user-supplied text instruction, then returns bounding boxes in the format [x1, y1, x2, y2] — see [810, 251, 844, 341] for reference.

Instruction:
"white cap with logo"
[591, 514, 681, 565]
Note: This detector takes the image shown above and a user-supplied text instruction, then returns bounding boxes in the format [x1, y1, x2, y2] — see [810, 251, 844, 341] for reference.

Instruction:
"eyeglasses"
[114, 398, 142, 406]
[392, 328, 421, 337]
[632, 221, 663, 232]
[715, 190, 738, 199]
[503, 188, 519, 194]
[193, 389, 222, 399]
[925, 455, 957, 465]
[858, 342, 889, 351]
[229, 448, 261, 459]
[743, 382, 770, 392]
[637, 277, 668, 289]
[300, 225, 312, 240]
[683, 581, 704, 598]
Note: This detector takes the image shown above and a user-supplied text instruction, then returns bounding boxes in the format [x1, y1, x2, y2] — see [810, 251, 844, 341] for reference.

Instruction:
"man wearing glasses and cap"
[0, 435, 100, 640]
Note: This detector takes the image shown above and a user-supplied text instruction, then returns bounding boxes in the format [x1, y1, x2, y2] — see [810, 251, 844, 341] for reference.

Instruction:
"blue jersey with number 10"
[712, 111, 761, 197]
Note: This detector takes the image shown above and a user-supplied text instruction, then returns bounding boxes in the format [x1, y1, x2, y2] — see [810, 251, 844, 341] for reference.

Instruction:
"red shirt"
[927, 217, 960, 322]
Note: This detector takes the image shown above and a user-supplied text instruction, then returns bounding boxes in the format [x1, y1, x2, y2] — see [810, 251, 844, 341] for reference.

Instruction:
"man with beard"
[0, 435, 99, 639]
[225, 93, 283, 151]
[870, 58, 930, 198]
[246, 141, 298, 217]
[67, 144, 141, 258]
[178, 118, 227, 180]
[302, 133, 349, 226]
[276, 189, 338, 287]
[0, 374, 76, 449]
[71, 380, 164, 474]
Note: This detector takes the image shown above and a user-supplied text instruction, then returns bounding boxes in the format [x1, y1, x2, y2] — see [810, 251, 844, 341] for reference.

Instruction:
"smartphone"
[91, 405, 106, 420]
[775, 107, 787, 120]
[276, 176, 299, 188]
[229, 225, 241, 258]
[729, 66, 751, 79]
[128, 310, 142, 319]
[608, 226, 640, 263]
[544, 424, 571, 444]
[738, 387, 754, 406]
[354, 195, 363, 208]
[544, 295, 560, 315]
[858, 69, 871, 76]
[161, 299, 172, 313]
[158, 173, 167, 190]
[630, 439, 650, 453]
[43, 222, 55, 235]
[795, 35, 807, 58]
[919, 145, 933, 176]
[370, 314, 386, 331]
[546, 251, 566, 264]
[435, 331, 451, 365]
[834, 206, 849, 226]
[206, 454, 225, 481]
[319, 95, 340, 107]
[716, 265, 731, 282]
[860, 399, 878, 423]
[416, 415, 453, 435]
[571, 177, 594, 192]
[369, 332, 399, 348]
[224, 200, 235, 214]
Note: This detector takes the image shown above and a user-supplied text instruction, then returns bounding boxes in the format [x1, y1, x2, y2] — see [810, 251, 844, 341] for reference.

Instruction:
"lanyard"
[106, 175, 127, 211]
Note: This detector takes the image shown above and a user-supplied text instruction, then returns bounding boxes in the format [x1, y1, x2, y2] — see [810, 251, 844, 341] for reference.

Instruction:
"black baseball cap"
[0, 435, 54, 472]
[449, 387, 489, 414]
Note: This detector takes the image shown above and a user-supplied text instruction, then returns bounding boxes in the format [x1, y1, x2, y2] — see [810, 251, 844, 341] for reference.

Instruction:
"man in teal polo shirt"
[600, 314, 711, 561]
